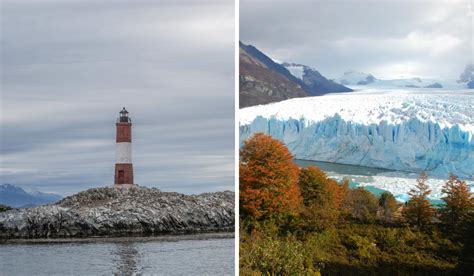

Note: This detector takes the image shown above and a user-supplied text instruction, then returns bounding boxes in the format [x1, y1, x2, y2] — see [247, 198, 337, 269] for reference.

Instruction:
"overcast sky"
[0, 0, 234, 196]
[241, 0, 473, 79]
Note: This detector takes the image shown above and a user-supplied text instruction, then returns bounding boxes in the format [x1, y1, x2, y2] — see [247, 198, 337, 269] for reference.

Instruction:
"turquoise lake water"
[295, 159, 445, 206]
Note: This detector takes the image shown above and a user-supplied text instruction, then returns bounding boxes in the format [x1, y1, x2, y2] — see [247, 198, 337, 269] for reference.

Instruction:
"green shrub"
[240, 230, 316, 275]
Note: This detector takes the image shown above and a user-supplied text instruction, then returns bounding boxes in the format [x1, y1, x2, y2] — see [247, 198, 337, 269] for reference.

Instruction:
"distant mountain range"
[336, 71, 378, 86]
[0, 184, 62, 208]
[239, 42, 352, 108]
[336, 70, 446, 88]
[336, 68, 474, 90]
[239, 42, 472, 108]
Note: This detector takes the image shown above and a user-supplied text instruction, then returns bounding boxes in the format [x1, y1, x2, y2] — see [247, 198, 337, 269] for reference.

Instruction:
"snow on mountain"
[281, 62, 352, 94]
[335, 71, 467, 89]
[336, 70, 377, 85]
[458, 64, 474, 89]
[282, 63, 305, 80]
[238, 42, 352, 107]
[367, 78, 453, 89]
[0, 184, 62, 208]
[240, 89, 474, 179]
[458, 64, 474, 83]
[239, 42, 309, 107]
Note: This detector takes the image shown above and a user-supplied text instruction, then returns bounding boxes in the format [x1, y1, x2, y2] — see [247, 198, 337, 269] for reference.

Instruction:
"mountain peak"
[239, 42, 309, 108]
[281, 62, 323, 80]
[0, 183, 62, 208]
[239, 42, 352, 108]
[458, 64, 474, 88]
[279, 62, 352, 94]
[0, 183, 27, 193]
[337, 71, 377, 85]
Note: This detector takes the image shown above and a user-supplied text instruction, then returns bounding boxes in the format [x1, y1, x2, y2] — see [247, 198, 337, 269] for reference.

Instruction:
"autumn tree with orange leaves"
[440, 174, 474, 233]
[402, 172, 434, 229]
[240, 133, 302, 220]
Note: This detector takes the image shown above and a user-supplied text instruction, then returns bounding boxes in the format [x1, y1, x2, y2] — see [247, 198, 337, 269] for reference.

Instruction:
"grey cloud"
[240, 0, 473, 79]
[1, 0, 235, 196]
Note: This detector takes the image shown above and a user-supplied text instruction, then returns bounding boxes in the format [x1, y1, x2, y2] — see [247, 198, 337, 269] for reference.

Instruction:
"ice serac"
[240, 91, 474, 179]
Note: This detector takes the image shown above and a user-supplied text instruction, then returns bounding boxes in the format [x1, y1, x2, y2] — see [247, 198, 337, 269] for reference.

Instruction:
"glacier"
[240, 90, 474, 180]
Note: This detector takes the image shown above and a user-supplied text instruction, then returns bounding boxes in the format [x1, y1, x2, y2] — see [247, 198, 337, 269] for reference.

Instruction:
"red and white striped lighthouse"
[114, 107, 134, 185]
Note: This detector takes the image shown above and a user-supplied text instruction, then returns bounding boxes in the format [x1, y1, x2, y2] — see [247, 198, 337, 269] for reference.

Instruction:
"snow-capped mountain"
[458, 64, 474, 89]
[240, 90, 474, 179]
[281, 63, 352, 94]
[335, 70, 465, 89]
[0, 184, 62, 208]
[336, 70, 377, 85]
[239, 42, 352, 107]
[239, 42, 308, 108]
[368, 77, 445, 88]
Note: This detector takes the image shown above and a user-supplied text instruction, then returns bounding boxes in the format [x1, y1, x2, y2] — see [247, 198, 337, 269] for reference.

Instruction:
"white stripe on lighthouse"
[116, 142, 132, 164]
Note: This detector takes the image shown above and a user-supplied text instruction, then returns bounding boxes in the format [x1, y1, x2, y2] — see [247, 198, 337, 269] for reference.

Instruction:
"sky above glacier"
[240, 0, 473, 80]
[0, 0, 235, 195]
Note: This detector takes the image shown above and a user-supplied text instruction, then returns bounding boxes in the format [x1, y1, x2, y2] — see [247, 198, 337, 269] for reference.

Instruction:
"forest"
[240, 133, 474, 275]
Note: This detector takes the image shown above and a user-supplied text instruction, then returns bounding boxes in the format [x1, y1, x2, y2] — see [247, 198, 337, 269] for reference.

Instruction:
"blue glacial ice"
[240, 90, 474, 180]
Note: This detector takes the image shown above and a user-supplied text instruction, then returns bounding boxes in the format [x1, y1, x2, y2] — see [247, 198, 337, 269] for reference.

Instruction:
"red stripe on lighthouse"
[116, 122, 132, 142]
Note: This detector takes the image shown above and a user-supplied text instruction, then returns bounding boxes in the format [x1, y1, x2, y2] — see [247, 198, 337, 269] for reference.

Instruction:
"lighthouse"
[115, 107, 134, 185]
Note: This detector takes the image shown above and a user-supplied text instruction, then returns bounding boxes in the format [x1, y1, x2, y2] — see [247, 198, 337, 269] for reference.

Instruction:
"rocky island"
[0, 186, 234, 239]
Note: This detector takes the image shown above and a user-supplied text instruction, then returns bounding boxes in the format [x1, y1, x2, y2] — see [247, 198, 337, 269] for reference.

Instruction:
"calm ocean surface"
[0, 234, 234, 275]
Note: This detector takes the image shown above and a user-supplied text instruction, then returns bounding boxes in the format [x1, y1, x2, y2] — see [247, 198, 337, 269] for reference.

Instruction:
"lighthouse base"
[114, 163, 134, 185]
[113, 184, 137, 189]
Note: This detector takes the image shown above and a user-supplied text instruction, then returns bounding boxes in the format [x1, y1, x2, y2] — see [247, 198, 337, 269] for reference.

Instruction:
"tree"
[440, 174, 474, 233]
[240, 133, 302, 220]
[299, 166, 344, 230]
[299, 166, 343, 207]
[402, 172, 434, 229]
[378, 192, 398, 224]
[342, 187, 379, 222]
[457, 214, 474, 274]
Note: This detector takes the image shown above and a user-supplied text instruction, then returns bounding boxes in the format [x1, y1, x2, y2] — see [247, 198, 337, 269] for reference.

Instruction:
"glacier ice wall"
[240, 115, 474, 179]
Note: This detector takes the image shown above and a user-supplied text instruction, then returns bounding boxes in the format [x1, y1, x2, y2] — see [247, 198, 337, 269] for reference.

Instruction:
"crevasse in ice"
[240, 90, 474, 179]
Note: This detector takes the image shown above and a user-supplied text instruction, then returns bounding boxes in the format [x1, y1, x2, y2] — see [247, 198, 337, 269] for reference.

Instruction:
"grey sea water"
[0, 234, 234, 276]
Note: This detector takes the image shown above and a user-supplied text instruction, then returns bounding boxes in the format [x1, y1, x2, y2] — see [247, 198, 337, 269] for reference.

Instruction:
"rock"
[0, 186, 234, 239]
[239, 42, 352, 108]
[239, 43, 308, 108]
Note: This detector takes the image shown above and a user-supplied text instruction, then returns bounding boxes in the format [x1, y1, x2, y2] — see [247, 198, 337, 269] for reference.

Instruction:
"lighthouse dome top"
[119, 107, 131, 122]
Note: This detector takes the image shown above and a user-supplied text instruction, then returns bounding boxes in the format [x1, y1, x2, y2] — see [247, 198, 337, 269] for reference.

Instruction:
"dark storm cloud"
[1, 0, 235, 195]
[240, 0, 473, 79]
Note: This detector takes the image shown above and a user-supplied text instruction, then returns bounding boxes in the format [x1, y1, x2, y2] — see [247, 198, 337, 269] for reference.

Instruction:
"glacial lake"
[0, 233, 234, 275]
[295, 159, 473, 205]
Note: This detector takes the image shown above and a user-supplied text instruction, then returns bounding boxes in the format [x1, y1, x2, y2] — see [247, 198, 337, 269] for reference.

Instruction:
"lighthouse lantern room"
[115, 107, 134, 185]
